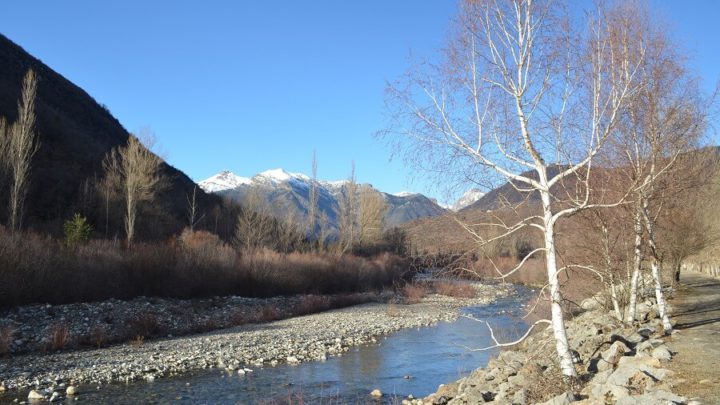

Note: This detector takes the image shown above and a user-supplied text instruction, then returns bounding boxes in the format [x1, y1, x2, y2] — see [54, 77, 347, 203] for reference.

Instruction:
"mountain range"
[199, 169, 480, 235]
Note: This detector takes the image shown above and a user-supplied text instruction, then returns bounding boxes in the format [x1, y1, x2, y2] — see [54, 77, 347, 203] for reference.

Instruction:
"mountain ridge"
[199, 169, 448, 233]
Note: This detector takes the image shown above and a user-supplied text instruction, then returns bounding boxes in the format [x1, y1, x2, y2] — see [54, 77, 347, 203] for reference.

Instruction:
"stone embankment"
[0, 282, 511, 402]
[420, 293, 691, 404]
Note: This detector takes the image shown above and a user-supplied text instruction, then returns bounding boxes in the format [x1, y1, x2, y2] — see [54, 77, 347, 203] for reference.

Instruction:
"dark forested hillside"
[0, 34, 218, 238]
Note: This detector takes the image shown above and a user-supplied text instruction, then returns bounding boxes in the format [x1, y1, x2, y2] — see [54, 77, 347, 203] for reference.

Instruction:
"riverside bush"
[0, 226, 408, 308]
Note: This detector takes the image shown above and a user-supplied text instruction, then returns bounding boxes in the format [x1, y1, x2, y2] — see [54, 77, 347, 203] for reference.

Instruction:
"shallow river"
[5, 285, 533, 404]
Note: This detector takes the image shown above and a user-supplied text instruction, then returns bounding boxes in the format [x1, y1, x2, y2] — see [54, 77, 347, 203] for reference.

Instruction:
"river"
[12, 285, 530, 404]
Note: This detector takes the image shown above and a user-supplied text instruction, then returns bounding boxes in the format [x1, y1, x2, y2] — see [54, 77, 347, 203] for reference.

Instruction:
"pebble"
[26, 390, 43, 400]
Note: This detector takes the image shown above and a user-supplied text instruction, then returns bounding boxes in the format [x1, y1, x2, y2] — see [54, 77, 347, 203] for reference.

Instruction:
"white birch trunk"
[627, 203, 643, 324]
[609, 278, 622, 320]
[541, 189, 577, 379]
[641, 200, 673, 334]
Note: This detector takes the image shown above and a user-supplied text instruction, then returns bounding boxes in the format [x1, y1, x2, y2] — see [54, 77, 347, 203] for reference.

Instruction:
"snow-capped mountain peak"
[198, 170, 251, 193]
[254, 168, 310, 184]
[393, 191, 418, 197]
[452, 188, 485, 211]
[199, 168, 449, 231]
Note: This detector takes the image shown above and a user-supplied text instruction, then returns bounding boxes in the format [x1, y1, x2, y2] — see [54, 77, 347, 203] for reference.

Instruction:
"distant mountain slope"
[461, 166, 567, 212]
[0, 34, 218, 238]
[451, 189, 485, 211]
[200, 169, 447, 234]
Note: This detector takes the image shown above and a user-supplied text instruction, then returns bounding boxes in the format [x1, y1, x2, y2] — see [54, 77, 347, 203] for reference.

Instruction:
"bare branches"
[103, 134, 164, 244]
[460, 316, 551, 352]
[7, 69, 39, 231]
[186, 185, 204, 231]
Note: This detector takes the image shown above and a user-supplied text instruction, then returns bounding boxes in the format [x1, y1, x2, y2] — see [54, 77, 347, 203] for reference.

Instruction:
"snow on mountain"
[452, 188, 485, 211]
[199, 169, 447, 230]
[393, 191, 418, 197]
[254, 168, 310, 184]
[198, 170, 251, 193]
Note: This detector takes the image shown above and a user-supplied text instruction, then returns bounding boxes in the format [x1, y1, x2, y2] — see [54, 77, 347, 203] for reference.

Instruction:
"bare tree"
[0, 117, 9, 205]
[337, 161, 358, 254]
[103, 134, 164, 244]
[186, 185, 205, 231]
[385, 0, 644, 381]
[659, 155, 720, 283]
[234, 189, 275, 251]
[358, 187, 387, 247]
[100, 155, 121, 238]
[277, 204, 303, 252]
[614, 5, 707, 334]
[307, 150, 319, 240]
[318, 211, 330, 252]
[7, 70, 40, 231]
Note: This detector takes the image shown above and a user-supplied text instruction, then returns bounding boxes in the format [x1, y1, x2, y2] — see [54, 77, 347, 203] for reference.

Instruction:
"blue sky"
[0, 1, 718, 204]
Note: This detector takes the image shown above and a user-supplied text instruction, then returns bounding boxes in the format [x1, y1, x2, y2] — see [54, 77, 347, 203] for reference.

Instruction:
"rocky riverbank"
[0, 293, 386, 355]
[0, 282, 512, 402]
[419, 293, 693, 404]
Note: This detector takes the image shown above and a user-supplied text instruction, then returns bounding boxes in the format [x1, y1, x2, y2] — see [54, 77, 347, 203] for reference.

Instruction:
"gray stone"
[614, 390, 686, 405]
[541, 392, 572, 405]
[581, 298, 602, 311]
[651, 346, 672, 361]
[590, 382, 630, 402]
[512, 388, 527, 405]
[599, 340, 629, 369]
[637, 338, 664, 353]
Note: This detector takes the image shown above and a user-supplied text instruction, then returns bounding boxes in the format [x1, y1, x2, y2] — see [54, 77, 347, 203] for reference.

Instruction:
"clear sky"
[0, 1, 718, 204]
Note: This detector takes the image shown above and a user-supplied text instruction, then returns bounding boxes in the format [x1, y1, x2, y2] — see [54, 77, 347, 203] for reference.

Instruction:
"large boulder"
[599, 340, 629, 370]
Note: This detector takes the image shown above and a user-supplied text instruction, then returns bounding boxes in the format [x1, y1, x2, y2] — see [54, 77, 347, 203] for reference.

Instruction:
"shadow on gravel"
[675, 317, 720, 330]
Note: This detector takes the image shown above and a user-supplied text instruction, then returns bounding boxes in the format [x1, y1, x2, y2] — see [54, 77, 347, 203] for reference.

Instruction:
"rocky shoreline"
[419, 292, 694, 405]
[0, 282, 512, 402]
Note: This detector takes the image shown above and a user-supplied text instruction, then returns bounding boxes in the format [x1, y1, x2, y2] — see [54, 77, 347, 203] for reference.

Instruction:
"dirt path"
[667, 270, 720, 403]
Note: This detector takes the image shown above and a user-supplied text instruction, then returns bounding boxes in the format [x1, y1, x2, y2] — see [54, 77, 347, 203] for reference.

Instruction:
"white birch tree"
[614, 4, 707, 333]
[385, 0, 644, 382]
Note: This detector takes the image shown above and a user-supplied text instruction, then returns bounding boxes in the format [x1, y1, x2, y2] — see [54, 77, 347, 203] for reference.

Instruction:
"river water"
[4, 285, 532, 404]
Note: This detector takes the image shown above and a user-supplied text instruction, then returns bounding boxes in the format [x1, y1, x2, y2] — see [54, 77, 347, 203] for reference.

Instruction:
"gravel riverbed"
[0, 282, 512, 400]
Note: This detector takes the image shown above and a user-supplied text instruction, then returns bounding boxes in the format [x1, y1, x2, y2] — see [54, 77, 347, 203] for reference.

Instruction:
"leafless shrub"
[524, 365, 568, 404]
[259, 305, 281, 322]
[402, 283, 427, 305]
[433, 281, 476, 298]
[50, 323, 70, 351]
[297, 295, 331, 315]
[0, 325, 16, 355]
[0, 225, 407, 308]
[229, 310, 249, 326]
[386, 303, 401, 317]
[129, 313, 160, 338]
[131, 335, 145, 347]
[89, 325, 108, 348]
